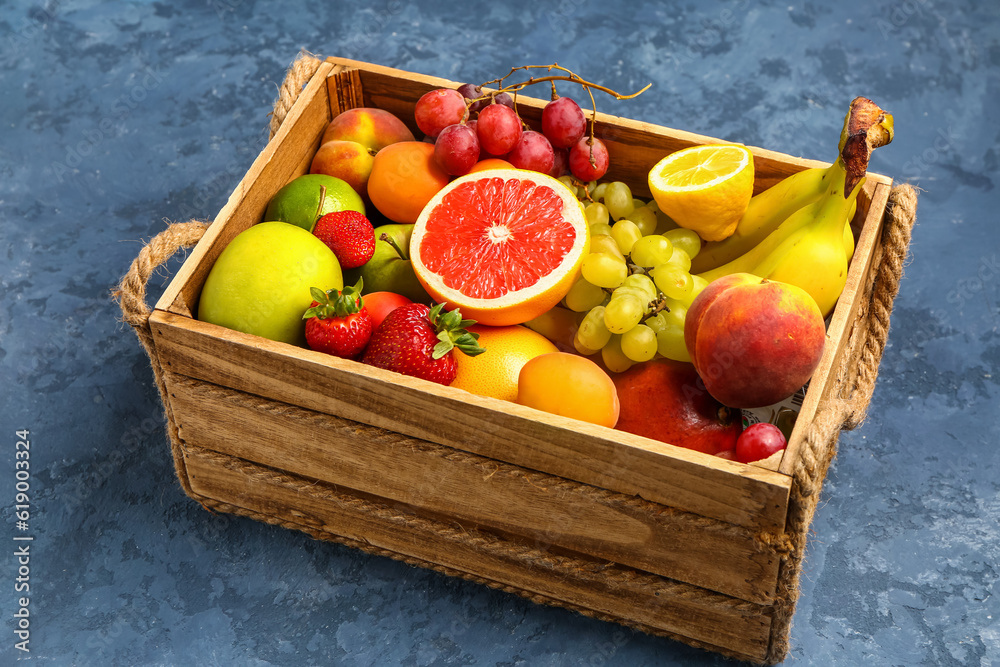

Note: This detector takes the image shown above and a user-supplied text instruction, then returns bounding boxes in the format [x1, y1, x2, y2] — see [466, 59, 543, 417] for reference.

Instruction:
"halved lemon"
[648, 144, 754, 242]
[410, 168, 590, 326]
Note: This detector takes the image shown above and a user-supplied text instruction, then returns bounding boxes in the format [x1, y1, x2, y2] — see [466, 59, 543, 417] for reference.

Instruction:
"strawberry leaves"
[303, 278, 365, 321]
[428, 303, 486, 359]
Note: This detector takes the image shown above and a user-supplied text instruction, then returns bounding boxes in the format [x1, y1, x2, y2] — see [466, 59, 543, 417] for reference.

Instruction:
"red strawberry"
[312, 210, 376, 269]
[361, 303, 485, 385]
[302, 279, 372, 359]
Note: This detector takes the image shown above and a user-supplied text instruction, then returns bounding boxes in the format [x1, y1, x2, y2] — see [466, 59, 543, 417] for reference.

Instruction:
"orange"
[410, 168, 590, 327]
[451, 324, 558, 402]
[367, 141, 450, 224]
[648, 144, 754, 242]
[468, 158, 515, 173]
[516, 352, 620, 428]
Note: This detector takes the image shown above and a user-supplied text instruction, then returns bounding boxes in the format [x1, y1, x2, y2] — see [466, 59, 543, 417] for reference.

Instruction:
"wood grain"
[150, 309, 791, 533]
[183, 446, 773, 662]
[166, 372, 781, 604]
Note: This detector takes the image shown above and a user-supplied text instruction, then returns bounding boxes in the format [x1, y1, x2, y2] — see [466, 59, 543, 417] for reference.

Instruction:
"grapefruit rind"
[410, 169, 589, 326]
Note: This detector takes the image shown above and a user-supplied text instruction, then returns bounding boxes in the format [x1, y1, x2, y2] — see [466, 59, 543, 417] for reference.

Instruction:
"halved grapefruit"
[410, 169, 590, 326]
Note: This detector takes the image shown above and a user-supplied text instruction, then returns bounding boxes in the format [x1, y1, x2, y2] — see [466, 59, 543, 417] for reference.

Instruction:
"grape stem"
[645, 295, 670, 318]
[464, 63, 651, 141]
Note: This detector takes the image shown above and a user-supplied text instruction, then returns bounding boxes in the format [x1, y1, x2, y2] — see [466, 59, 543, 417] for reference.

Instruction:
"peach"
[684, 273, 826, 409]
[310, 108, 416, 201]
[309, 140, 376, 199]
[321, 107, 415, 152]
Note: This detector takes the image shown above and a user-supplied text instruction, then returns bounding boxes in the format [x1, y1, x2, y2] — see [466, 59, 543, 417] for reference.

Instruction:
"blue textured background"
[1, 1, 998, 664]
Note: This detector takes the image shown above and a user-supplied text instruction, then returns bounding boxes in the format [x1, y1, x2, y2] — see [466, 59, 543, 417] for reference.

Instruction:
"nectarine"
[321, 107, 415, 151]
[684, 273, 825, 409]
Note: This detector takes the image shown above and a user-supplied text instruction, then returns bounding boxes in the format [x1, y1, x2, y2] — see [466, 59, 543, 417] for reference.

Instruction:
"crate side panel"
[182, 447, 772, 662]
[150, 310, 791, 533]
[165, 374, 781, 604]
[781, 181, 892, 474]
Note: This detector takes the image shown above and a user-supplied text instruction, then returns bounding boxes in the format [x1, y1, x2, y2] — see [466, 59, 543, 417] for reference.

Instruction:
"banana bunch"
[692, 97, 894, 316]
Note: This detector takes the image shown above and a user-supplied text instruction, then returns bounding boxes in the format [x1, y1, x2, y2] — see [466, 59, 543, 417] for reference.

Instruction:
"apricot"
[311, 108, 416, 203]
[684, 273, 826, 408]
[517, 352, 619, 428]
[468, 158, 515, 173]
[321, 108, 415, 152]
[367, 142, 450, 224]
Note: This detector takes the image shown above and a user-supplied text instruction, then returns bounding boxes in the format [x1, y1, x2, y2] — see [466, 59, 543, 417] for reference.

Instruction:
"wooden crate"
[143, 57, 897, 663]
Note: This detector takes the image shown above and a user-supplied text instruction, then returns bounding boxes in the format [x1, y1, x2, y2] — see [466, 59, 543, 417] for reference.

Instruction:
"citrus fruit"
[367, 141, 450, 224]
[410, 169, 590, 326]
[264, 174, 365, 232]
[647, 144, 754, 242]
[516, 352, 620, 428]
[468, 158, 515, 173]
[451, 324, 558, 402]
[198, 221, 343, 346]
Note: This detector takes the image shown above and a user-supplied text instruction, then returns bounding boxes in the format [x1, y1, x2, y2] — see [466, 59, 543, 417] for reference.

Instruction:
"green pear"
[344, 223, 430, 304]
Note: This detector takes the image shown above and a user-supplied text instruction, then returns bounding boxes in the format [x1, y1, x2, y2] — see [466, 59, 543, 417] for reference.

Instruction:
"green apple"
[198, 221, 343, 346]
[344, 223, 430, 303]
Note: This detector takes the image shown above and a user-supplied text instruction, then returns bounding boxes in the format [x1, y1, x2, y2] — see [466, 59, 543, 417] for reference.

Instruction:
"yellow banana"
[695, 162, 862, 316]
[844, 197, 858, 263]
[695, 164, 849, 284]
[689, 161, 838, 273]
[760, 177, 863, 316]
[843, 217, 855, 263]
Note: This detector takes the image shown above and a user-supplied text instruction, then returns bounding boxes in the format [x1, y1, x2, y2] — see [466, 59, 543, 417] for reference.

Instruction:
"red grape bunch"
[411, 64, 649, 181]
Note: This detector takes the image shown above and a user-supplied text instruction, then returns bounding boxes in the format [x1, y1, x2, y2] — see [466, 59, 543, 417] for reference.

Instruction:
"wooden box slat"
[152, 309, 791, 534]
[183, 447, 774, 662]
[165, 372, 781, 603]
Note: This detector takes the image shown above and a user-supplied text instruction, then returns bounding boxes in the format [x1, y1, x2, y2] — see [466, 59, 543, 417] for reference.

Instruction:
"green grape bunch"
[559, 179, 711, 373]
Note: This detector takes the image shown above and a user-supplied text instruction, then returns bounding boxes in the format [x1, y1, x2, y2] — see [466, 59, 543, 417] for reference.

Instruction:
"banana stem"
[838, 97, 894, 197]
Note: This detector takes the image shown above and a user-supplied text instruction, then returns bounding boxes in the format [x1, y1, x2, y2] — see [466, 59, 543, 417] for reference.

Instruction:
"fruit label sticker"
[740, 383, 808, 441]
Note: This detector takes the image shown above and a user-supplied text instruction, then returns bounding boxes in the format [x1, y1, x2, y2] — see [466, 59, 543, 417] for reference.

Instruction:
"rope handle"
[840, 182, 917, 428]
[113, 50, 322, 336]
[113, 221, 210, 335]
[269, 51, 323, 140]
